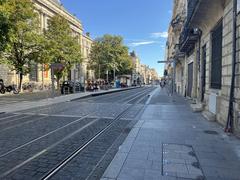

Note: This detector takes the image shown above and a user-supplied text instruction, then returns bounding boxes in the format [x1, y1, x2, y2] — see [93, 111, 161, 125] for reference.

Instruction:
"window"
[211, 20, 223, 89]
[238, 0, 240, 13]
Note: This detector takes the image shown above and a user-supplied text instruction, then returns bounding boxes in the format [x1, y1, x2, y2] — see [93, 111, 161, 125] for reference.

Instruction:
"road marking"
[0, 114, 94, 158]
[0, 115, 32, 125]
[0, 114, 21, 121]
[1, 118, 99, 177]
[0, 116, 48, 133]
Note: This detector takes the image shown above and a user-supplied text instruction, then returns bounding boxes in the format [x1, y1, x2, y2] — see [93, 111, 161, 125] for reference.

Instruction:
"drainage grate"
[204, 130, 219, 135]
[162, 143, 204, 180]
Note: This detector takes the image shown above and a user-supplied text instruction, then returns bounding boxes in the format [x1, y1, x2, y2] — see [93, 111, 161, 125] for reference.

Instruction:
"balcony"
[179, 27, 199, 53]
[186, 0, 199, 26]
[179, 0, 200, 53]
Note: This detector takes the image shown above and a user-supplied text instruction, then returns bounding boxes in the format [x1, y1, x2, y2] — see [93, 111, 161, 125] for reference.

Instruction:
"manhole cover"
[204, 130, 219, 135]
[162, 144, 204, 179]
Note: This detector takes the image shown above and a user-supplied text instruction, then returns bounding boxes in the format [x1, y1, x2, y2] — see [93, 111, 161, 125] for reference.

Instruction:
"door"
[187, 62, 193, 97]
[201, 45, 207, 101]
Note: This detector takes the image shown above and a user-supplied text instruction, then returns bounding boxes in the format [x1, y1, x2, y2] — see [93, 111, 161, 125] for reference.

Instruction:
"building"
[130, 51, 141, 85]
[79, 34, 95, 83]
[0, 0, 93, 89]
[164, 0, 186, 95]
[129, 51, 159, 85]
[167, 0, 240, 134]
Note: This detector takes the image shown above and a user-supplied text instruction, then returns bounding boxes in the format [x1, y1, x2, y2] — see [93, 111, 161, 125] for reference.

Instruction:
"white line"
[0, 114, 93, 158]
[0, 115, 32, 125]
[0, 116, 48, 133]
[42, 120, 115, 180]
[0, 114, 21, 121]
[1, 118, 99, 177]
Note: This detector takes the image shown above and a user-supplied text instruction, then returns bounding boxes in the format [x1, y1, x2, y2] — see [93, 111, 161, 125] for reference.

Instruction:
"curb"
[71, 86, 141, 101]
[0, 86, 142, 114]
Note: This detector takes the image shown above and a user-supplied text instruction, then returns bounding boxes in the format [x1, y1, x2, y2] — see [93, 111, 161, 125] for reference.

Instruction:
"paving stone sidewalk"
[101, 87, 240, 180]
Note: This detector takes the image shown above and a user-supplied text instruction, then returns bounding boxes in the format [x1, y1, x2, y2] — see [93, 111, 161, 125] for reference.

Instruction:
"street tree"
[89, 34, 132, 81]
[0, 0, 10, 52]
[0, 0, 45, 90]
[44, 15, 82, 89]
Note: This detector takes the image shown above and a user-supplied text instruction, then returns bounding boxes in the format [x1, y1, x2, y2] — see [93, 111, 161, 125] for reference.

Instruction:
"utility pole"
[50, 64, 55, 98]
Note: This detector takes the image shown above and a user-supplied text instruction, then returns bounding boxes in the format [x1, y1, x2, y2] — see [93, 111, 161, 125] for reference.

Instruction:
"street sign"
[51, 63, 65, 71]
[157, 60, 174, 63]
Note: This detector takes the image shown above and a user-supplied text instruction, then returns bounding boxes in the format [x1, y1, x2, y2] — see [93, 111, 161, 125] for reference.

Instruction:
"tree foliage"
[0, 0, 44, 90]
[44, 15, 82, 88]
[89, 34, 132, 80]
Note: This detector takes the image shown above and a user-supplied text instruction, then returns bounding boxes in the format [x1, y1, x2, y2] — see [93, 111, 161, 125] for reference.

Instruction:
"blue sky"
[60, 0, 173, 76]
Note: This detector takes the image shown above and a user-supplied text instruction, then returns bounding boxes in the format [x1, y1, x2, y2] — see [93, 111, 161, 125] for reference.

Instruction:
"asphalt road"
[0, 86, 156, 180]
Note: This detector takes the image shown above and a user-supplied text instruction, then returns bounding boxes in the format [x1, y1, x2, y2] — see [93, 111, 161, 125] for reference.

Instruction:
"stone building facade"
[130, 51, 158, 85]
[130, 51, 141, 85]
[0, 0, 93, 88]
[165, 0, 187, 95]
[167, 0, 240, 134]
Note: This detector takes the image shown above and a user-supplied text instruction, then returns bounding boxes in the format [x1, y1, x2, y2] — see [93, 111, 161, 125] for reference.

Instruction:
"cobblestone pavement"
[0, 87, 155, 180]
[0, 91, 61, 105]
[101, 87, 240, 180]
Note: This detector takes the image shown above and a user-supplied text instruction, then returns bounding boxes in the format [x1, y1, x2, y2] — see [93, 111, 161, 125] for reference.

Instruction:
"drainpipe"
[225, 0, 237, 133]
[197, 29, 202, 102]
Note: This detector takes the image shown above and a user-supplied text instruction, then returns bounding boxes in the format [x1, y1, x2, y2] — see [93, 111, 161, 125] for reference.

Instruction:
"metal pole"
[73, 69, 76, 94]
[225, 0, 237, 133]
[98, 64, 100, 79]
[50, 65, 55, 98]
[172, 60, 176, 95]
[114, 64, 116, 81]
[42, 64, 44, 90]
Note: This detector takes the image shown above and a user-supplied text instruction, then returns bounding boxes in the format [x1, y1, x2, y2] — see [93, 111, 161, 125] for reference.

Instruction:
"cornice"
[33, 0, 83, 31]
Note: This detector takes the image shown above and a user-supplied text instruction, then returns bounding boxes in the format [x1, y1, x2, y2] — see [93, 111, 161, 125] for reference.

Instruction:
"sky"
[60, 0, 173, 76]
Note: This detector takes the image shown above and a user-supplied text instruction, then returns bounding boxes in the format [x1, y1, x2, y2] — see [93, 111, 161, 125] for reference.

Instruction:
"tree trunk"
[57, 78, 60, 90]
[19, 72, 23, 92]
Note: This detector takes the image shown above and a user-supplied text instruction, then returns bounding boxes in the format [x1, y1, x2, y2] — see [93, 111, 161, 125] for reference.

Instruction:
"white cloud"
[151, 32, 168, 38]
[129, 41, 155, 47]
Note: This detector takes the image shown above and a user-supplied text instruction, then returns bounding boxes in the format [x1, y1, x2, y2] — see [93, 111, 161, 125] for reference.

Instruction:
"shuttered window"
[211, 20, 222, 89]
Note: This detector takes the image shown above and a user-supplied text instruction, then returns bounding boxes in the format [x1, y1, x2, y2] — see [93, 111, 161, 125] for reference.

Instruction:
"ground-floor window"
[211, 20, 223, 89]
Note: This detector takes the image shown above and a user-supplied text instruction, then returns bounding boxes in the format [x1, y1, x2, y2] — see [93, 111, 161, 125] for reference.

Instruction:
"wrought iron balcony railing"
[186, 0, 199, 26]
[178, 0, 200, 53]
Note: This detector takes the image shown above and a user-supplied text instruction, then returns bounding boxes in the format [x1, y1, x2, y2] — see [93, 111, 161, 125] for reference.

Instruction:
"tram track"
[0, 87, 155, 179]
[41, 87, 153, 180]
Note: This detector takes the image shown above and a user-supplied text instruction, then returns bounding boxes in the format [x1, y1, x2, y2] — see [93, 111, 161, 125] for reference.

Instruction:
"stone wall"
[215, 0, 234, 125]
[234, 6, 240, 133]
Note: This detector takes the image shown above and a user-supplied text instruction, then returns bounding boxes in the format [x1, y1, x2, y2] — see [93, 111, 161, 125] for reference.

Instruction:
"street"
[0, 87, 155, 180]
[102, 88, 240, 180]
[0, 87, 240, 180]
[1, 0, 240, 179]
